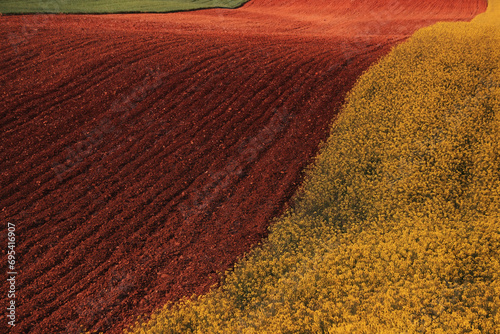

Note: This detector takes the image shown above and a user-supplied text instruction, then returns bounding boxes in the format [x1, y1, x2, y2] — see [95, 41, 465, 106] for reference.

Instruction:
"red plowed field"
[0, 0, 486, 333]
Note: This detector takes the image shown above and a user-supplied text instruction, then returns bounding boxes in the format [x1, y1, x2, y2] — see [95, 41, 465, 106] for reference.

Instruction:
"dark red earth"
[0, 0, 487, 333]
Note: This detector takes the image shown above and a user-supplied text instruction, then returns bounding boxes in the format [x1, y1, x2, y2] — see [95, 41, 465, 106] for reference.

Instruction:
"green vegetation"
[127, 0, 500, 332]
[0, 0, 248, 14]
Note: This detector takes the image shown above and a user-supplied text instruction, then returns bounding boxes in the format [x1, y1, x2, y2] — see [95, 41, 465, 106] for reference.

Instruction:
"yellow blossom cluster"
[127, 1, 500, 333]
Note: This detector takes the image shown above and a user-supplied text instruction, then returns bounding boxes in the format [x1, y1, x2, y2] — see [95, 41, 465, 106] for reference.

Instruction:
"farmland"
[0, 0, 491, 333]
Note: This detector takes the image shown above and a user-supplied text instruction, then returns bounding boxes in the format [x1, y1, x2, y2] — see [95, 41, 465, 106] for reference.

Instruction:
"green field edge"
[0, 0, 250, 15]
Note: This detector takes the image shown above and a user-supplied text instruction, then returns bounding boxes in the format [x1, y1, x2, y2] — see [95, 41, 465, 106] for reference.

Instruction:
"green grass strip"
[125, 2, 500, 333]
[0, 0, 248, 14]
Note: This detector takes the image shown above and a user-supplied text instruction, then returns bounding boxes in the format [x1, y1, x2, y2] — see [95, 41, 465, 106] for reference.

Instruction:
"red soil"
[0, 0, 486, 333]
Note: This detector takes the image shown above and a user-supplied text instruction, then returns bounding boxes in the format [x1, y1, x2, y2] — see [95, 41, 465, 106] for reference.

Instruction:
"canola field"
[127, 2, 500, 333]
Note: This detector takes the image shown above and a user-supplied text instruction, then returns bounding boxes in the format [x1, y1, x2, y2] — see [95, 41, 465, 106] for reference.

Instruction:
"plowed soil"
[0, 0, 486, 333]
